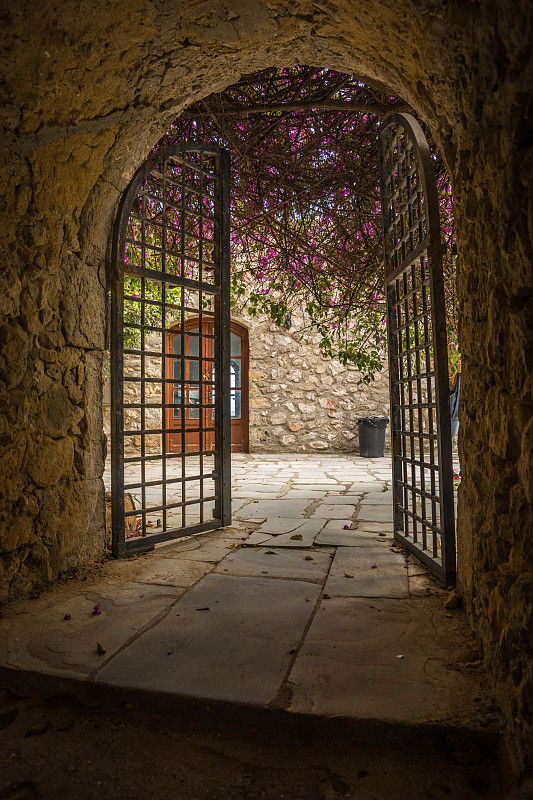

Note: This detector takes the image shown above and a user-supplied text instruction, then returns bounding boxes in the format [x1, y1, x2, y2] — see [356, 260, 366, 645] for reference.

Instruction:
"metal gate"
[110, 144, 231, 556]
[378, 113, 456, 585]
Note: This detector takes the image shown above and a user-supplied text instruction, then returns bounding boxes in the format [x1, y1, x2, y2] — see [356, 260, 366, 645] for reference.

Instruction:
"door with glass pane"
[166, 320, 248, 453]
[165, 324, 213, 453]
[227, 321, 248, 452]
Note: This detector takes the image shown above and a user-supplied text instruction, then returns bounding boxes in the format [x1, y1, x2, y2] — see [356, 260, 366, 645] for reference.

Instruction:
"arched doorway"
[165, 319, 249, 454]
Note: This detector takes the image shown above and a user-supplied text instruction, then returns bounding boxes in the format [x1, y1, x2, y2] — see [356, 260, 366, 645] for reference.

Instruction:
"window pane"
[188, 328, 200, 357]
[173, 336, 182, 354]
[188, 388, 200, 419]
[173, 388, 182, 418]
[230, 358, 241, 389]
[230, 332, 241, 357]
[231, 389, 241, 419]
[188, 358, 199, 382]
[173, 358, 182, 381]
[187, 327, 200, 382]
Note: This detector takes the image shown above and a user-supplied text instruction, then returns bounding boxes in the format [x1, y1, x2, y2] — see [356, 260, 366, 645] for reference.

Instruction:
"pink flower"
[343, 525, 350, 530]
[63, 613, 72, 621]
[371, 564, 377, 569]
[92, 604, 102, 616]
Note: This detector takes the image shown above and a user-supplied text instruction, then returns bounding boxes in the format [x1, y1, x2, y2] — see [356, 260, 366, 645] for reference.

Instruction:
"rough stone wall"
[1, 0, 532, 785]
[0, 138, 108, 602]
[242, 311, 390, 452]
[102, 312, 390, 454]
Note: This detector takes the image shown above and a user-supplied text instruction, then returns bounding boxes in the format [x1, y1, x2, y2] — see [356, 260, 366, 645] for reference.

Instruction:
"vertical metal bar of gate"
[110, 144, 232, 556]
[214, 149, 232, 526]
[378, 113, 456, 585]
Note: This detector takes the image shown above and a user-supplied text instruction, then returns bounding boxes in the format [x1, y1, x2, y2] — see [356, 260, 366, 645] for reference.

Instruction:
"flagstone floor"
[1, 454, 486, 731]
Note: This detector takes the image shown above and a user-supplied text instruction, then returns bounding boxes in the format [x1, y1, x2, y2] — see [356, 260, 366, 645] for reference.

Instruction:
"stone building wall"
[1, 0, 532, 787]
[102, 311, 390, 454]
[241, 311, 390, 452]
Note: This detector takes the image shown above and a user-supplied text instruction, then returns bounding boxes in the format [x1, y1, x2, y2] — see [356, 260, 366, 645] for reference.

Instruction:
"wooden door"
[165, 323, 215, 453]
[228, 324, 249, 452]
[166, 320, 248, 453]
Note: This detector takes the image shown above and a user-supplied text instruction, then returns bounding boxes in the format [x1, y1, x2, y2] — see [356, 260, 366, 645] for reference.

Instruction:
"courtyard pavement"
[0, 454, 484, 731]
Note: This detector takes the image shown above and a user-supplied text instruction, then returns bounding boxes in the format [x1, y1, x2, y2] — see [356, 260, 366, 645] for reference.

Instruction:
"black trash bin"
[357, 416, 389, 457]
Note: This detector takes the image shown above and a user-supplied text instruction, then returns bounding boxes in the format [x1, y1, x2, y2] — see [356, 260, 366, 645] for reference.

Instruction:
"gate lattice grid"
[378, 113, 456, 585]
[110, 144, 231, 556]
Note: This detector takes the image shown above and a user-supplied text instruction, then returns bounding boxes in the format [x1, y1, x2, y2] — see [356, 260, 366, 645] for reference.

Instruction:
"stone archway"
[1, 0, 532, 784]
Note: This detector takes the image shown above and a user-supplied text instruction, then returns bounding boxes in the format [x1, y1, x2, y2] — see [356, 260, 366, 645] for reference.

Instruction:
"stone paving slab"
[322, 519, 352, 530]
[324, 545, 409, 598]
[282, 489, 328, 499]
[232, 484, 287, 495]
[311, 503, 358, 519]
[232, 494, 282, 501]
[356, 505, 393, 523]
[0, 582, 182, 680]
[315, 527, 390, 547]
[316, 494, 360, 504]
[291, 481, 341, 487]
[347, 482, 386, 493]
[231, 498, 252, 514]
[254, 518, 310, 535]
[287, 597, 479, 723]
[355, 522, 394, 534]
[108, 556, 214, 588]
[164, 535, 246, 564]
[234, 499, 311, 519]
[360, 493, 393, 503]
[215, 547, 332, 582]
[96, 574, 321, 706]
[337, 472, 375, 478]
[269, 520, 325, 548]
[241, 532, 275, 546]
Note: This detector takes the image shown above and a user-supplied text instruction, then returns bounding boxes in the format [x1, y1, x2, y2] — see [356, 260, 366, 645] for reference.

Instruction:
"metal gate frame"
[110, 143, 231, 557]
[378, 113, 456, 585]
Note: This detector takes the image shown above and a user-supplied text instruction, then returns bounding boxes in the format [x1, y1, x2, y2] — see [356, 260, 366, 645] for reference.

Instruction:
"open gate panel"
[110, 145, 231, 556]
[378, 114, 456, 585]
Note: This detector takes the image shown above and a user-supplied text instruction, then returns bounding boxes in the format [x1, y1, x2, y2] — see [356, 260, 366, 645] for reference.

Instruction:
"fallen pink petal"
[343, 525, 350, 530]
[63, 613, 71, 621]
[371, 564, 377, 569]
[92, 604, 101, 616]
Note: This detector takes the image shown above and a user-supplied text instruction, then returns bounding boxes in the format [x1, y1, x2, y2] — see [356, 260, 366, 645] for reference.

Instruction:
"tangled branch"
[156, 66, 455, 381]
